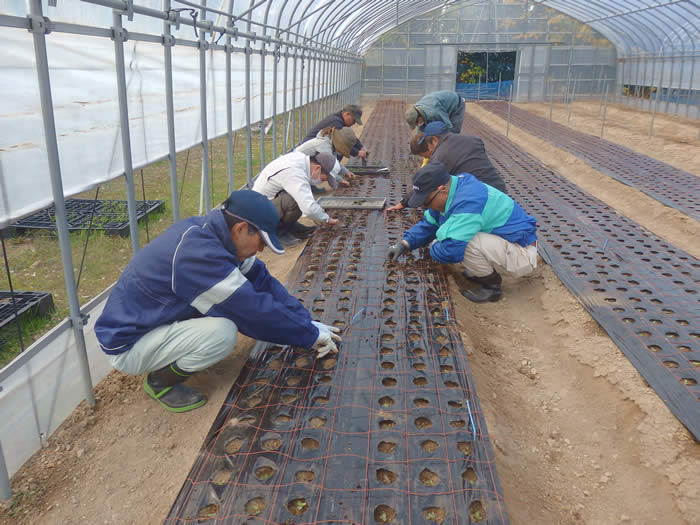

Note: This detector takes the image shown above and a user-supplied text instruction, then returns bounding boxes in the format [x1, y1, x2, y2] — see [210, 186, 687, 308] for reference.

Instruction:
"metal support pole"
[305, 52, 312, 137]
[225, 4, 234, 194]
[599, 78, 605, 114]
[311, 54, 317, 124]
[260, 47, 266, 168]
[506, 85, 513, 137]
[649, 76, 663, 138]
[112, 11, 140, 252]
[291, 53, 297, 147]
[163, 0, 180, 221]
[299, 53, 305, 143]
[245, 43, 253, 184]
[600, 84, 609, 138]
[548, 81, 554, 140]
[567, 75, 577, 126]
[272, 46, 278, 158]
[0, 440, 10, 502]
[282, 48, 289, 153]
[30, 0, 95, 406]
[198, 1, 211, 211]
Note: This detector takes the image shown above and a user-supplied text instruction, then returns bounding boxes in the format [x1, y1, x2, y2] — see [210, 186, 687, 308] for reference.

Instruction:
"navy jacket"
[95, 209, 318, 355]
[301, 111, 364, 157]
[402, 133, 507, 206]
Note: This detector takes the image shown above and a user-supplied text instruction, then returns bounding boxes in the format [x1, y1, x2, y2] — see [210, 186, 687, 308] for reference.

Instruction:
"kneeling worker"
[253, 150, 341, 246]
[95, 190, 341, 412]
[386, 161, 537, 303]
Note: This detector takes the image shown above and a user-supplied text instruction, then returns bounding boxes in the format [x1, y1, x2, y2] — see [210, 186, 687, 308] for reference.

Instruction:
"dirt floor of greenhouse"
[1, 101, 699, 524]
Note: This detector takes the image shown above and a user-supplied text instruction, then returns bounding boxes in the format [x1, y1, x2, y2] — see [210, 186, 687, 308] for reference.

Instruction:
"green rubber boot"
[143, 363, 207, 413]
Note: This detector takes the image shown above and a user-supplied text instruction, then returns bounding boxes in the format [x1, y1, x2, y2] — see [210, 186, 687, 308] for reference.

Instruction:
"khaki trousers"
[461, 232, 537, 278]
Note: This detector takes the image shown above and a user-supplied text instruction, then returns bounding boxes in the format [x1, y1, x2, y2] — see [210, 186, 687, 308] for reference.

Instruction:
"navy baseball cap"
[418, 121, 449, 144]
[221, 190, 284, 255]
[407, 161, 451, 208]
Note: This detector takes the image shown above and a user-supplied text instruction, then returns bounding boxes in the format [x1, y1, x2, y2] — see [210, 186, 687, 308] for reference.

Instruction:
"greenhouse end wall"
[361, 1, 617, 104]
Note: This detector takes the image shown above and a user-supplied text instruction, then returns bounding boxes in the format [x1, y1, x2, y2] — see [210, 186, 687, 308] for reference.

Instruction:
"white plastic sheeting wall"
[0, 290, 112, 476]
[0, 26, 310, 228]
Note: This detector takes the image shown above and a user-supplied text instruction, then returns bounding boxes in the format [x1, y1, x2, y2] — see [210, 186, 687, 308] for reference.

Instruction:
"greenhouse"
[0, 1, 697, 523]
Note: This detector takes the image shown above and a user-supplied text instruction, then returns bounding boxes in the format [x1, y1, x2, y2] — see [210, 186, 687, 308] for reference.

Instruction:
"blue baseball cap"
[407, 161, 451, 208]
[221, 190, 284, 255]
[418, 121, 449, 143]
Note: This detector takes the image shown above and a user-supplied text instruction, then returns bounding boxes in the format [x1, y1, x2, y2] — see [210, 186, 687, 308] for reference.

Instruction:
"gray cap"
[342, 104, 363, 125]
[311, 151, 339, 189]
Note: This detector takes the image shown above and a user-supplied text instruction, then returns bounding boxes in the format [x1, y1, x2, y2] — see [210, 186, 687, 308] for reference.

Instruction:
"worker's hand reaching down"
[386, 242, 408, 261]
[311, 321, 342, 358]
[326, 218, 339, 226]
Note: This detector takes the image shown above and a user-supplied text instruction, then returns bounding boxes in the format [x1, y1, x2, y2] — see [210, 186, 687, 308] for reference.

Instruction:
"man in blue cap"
[95, 190, 341, 413]
[386, 161, 537, 303]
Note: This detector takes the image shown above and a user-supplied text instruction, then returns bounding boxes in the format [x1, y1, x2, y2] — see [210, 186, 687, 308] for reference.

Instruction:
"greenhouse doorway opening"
[456, 51, 516, 100]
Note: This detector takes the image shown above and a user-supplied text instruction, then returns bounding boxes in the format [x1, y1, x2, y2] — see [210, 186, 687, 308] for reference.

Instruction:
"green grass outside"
[0, 101, 329, 368]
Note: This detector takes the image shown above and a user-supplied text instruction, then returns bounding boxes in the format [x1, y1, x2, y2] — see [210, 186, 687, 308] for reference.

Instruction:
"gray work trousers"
[272, 190, 302, 227]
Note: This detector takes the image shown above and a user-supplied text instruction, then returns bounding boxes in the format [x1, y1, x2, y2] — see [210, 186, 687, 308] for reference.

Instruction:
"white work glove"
[311, 321, 342, 358]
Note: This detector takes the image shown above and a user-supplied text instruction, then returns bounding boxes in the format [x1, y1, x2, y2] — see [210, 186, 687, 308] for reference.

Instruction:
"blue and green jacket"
[403, 174, 536, 264]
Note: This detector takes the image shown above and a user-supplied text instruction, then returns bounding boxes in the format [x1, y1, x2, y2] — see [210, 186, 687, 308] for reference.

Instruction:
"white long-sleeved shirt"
[252, 151, 329, 223]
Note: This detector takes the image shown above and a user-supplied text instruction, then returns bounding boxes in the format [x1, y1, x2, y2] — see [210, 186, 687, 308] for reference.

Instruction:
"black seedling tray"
[0, 291, 54, 330]
[13, 198, 164, 237]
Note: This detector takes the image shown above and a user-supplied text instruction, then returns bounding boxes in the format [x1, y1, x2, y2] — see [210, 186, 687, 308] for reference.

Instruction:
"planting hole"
[470, 501, 486, 522]
[295, 357, 311, 368]
[225, 438, 243, 454]
[444, 380, 458, 388]
[287, 498, 309, 516]
[262, 438, 282, 451]
[448, 400, 463, 408]
[414, 398, 429, 407]
[681, 378, 697, 386]
[376, 468, 397, 485]
[247, 395, 263, 408]
[457, 441, 472, 455]
[421, 440, 439, 453]
[413, 377, 428, 386]
[381, 361, 395, 370]
[269, 359, 282, 370]
[255, 466, 276, 481]
[199, 503, 218, 520]
[322, 358, 337, 370]
[211, 468, 231, 485]
[302, 437, 319, 450]
[423, 506, 446, 524]
[274, 414, 292, 425]
[415, 417, 432, 429]
[287, 376, 301, 386]
[450, 419, 466, 428]
[382, 377, 397, 387]
[282, 394, 298, 403]
[379, 396, 394, 407]
[309, 417, 326, 428]
[419, 468, 440, 486]
[663, 361, 679, 369]
[440, 365, 454, 373]
[314, 395, 329, 405]
[412, 348, 426, 357]
[244, 497, 266, 516]
[374, 504, 396, 523]
[378, 441, 397, 453]
[380, 347, 394, 355]
[463, 468, 478, 483]
[379, 419, 396, 429]
[295, 470, 315, 482]
[318, 374, 332, 384]
[413, 363, 426, 371]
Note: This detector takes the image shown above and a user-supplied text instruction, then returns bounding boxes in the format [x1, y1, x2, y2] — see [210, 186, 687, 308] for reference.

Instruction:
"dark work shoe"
[461, 270, 503, 303]
[310, 185, 327, 195]
[278, 231, 303, 247]
[290, 221, 318, 239]
[143, 363, 207, 413]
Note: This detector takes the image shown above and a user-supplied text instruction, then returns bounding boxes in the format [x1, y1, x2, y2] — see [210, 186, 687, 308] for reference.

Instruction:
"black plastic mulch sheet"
[478, 101, 700, 221]
[166, 102, 508, 524]
[462, 113, 700, 439]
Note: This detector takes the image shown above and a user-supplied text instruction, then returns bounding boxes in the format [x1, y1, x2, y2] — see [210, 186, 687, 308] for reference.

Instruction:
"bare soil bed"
[1, 103, 699, 524]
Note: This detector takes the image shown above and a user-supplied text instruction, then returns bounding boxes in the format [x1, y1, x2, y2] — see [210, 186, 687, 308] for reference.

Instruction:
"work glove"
[386, 242, 408, 262]
[311, 321, 342, 358]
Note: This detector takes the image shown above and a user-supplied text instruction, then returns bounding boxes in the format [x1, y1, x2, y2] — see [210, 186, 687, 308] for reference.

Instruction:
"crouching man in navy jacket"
[386, 161, 537, 303]
[95, 190, 340, 413]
